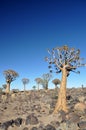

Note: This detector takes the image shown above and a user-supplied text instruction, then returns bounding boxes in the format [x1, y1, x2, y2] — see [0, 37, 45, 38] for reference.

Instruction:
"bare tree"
[52, 78, 61, 89]
[42, 73, 52, 90]
[35, 78, 43, 90]
[22, 78, 29, 91]
[3, 69, 19, 93]
[45, 45, 85, 113]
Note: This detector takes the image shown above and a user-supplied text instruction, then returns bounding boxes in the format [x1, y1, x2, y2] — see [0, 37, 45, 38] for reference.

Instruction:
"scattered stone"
[26, 114, 38, 125]
[77, 121, 86, 129]
[0, 88, 86, 130]
[44, 124, 56, 130]
[57, 122, 79, 130]
[74, 102, 86, 113]
[66, 95, 72, 100]
[0, 120, 14, 130]
[23, 127, 28, 130]
[78, 96, 85, 102]
[50, 121, 60, 128]
[14, 117, 22, 127]
[38, 123, 45, 130]
[30, 127, 38, 130]
[59, 110, 67, 122]
[66, 112, 80, 123]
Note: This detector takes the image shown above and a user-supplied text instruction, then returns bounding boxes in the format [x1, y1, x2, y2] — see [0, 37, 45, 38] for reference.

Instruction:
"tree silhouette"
[45, 45, 85, 113]
[52, 78, 61, 89]
[35, 78, 43, 90]
[22, 78, 29, 91]
[32, 85, 36, 90]
[0, 87, 3, 93]
[42, 73, 52, 90]
[3, 69, 19, 93]
[2, 84, 7, 92]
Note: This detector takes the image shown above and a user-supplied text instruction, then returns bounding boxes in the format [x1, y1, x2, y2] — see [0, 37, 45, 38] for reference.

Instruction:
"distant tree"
[81, 84, 84, 89]
[0, 87, 3, 93]
[3, 69, 19, 94]
[45, 45, 86, 113]
[35, 78, 43, 90]
[52, 78, 61, 89]
[22, 78, 29, 91]
[42, 73, 52, 90]
[2, 84, 7, 89]
[2, 84, 7, 92]
[32, 85, 36, 90]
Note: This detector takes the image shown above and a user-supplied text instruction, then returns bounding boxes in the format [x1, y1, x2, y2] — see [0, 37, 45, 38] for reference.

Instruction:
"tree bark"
[6, 82, 10, 94]
[38, 84, 39, 90]
[55, 84, 58, 89]
[24, 84, 26, 91]
[53, 68, 68, 113]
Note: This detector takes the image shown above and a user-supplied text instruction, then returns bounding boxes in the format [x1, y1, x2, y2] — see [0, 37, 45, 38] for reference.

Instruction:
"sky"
[0, 0, 86, 90]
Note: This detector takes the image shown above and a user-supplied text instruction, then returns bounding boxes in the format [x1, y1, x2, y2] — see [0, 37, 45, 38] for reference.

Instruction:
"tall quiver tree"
[3, 69, 19, 94]
[45, 45, 85, 113]
[35, 78, 43, 90]
[52, 78, 61, 89]
[42, 73, 52, 90]
[22, 78, 29, 92]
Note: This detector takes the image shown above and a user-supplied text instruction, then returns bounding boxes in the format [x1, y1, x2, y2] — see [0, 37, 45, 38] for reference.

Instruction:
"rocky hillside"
[0, 88, 86, 130]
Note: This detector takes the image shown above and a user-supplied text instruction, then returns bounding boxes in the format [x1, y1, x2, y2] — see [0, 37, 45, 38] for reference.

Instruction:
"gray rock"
[45, 124, 56, 130]
[66, 113, 80, 123]
[57, 122, 79, 130]
[30, 127, 38, 130]
[77, 121, 86, 129]
[50, 121, 60, 128]
[0, 120, 14, 130]
[26, 114, 38, 125]
[14, 117, 22, 126]
[23, 127, 28, 130]
[66, 95, 72, 100]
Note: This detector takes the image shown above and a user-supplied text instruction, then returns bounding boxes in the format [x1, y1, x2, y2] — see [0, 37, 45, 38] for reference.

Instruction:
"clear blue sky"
[0, 0, 86, 90]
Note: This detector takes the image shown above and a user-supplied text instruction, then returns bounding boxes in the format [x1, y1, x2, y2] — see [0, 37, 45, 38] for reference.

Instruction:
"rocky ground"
[0, 87, 86, 130]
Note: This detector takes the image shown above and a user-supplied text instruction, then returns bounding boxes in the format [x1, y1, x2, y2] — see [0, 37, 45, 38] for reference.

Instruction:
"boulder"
[74, 102, 86, 112]
[30, 127, 38, 130]
[45, 124, 56, 130]
[23, 127, 28, 130]
[78, 96, 85, 102]
[77, 121, 86, 129]
[26, 114, 38, 125]
[14, 117, 23, 127]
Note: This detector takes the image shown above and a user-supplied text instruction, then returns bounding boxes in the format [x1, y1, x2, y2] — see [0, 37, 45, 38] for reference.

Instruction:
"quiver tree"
[52, 78, 61, 89]
[35, 78, 43, 90]
[22, 78, 29, 91]
[45, 45, 85, 113]
[0, 87, 3, 93]
[2, 84, 7, 92]
[32, 85, 36, 90]
[3, 69, 19, 94]
[42, 73, 52, 90]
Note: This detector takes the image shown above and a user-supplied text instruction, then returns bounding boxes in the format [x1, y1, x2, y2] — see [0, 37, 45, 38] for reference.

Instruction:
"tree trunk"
[53, 68, 68, 113]
[38, 84, 39, 90]
[6, 82, 10, 94]
[45, 82, 48, 90]
[55, 84, 58, 89]
[24, 84, 26, 92]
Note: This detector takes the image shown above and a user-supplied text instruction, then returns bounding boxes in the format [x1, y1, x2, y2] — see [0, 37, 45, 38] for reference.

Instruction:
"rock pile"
[0, 88, 86, 130]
